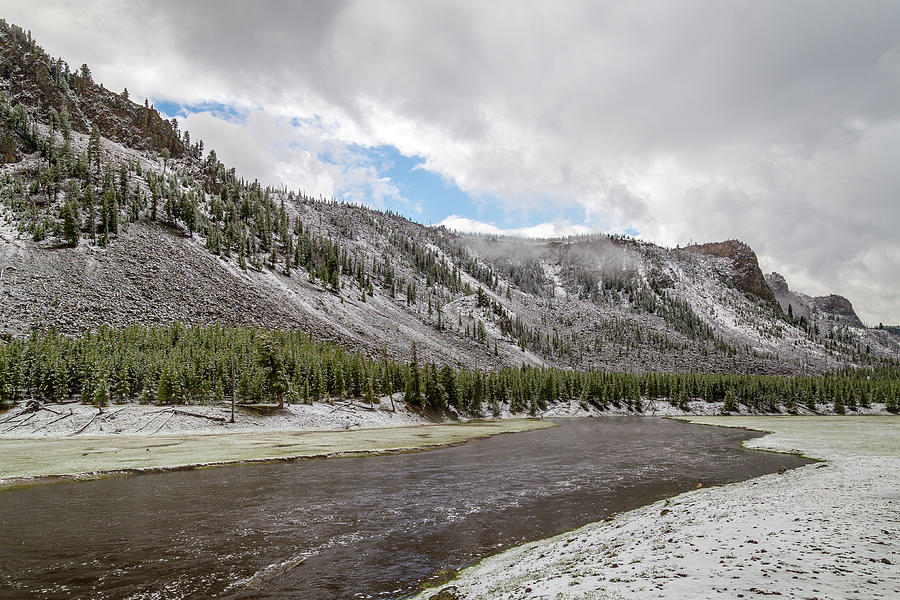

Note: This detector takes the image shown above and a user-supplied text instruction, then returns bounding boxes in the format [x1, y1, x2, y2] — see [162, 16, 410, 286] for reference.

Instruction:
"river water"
[0, 418, 810, 599]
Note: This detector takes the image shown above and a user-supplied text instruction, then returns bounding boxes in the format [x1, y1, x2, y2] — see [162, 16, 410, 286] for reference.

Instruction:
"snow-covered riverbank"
[0, 397, 432, 438]
[1, 397, 888, 439]
[418, 416, 900, 600]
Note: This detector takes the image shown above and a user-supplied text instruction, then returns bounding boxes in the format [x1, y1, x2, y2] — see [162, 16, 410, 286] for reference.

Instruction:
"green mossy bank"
[0, 419, 552, 490]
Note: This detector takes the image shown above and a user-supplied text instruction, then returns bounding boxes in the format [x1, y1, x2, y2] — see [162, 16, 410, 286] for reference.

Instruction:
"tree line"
[0, 325, 896, 415]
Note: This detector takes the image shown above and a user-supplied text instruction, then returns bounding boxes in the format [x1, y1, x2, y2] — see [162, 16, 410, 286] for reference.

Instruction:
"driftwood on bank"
[70, 410, 103, 436]
[29, 409, 74, 433]
[0, 412, 23, 426]
[167, 409, 228, 422]
[0, 401, 57, 426]
[149, 411, 176, 435]
[0, 411, 38, 434]
[99, 406, 129, 421]
[142, 408, 227, 435]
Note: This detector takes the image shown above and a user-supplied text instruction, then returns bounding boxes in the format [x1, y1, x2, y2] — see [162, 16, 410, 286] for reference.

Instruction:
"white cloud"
[437, 215, 592, 239]
[178, 109, 410, 211]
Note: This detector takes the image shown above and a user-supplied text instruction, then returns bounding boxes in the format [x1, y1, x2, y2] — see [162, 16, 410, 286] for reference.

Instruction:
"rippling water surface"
[0, 418, 810, 599]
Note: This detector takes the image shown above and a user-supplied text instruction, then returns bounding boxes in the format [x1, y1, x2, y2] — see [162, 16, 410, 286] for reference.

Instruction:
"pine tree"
[471, 372, 484, 414]
[314, 362, 327, 403]
[140, 375, 154, 404]
[833, 395, 846, 415]
[160, 148, 170, 178]
[83, 186, 96, 243]
[157, 364, 173, 405]
[283, 240, 292, 277]
[424, 364, 445, 412]
[109, 197, 118, 237]
[239, 246, 247, 270]
[723, 388, 738, 413]
[440, 365, 458, 410]
[0, 357, 10, 410]
[93, 371, 110, 413]
[284, 380, 300, 405]
[51, 361, 69, 403]
[678, 385, 689, 411]
[115, 366, 130, 403]
[87, 124, 102, 176]
[61, 200, 79, 246]
[256, 333, 286, 408]
[364, 369, 376, 407]
[333, 360, 345, 401]
[405, 342, 422, 406]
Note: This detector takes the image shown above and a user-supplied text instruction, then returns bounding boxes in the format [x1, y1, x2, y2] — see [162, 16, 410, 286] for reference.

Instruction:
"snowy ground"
[416, 415, 900, 600]
[0, 396, 432, 438]
[0, 397, 889, 439]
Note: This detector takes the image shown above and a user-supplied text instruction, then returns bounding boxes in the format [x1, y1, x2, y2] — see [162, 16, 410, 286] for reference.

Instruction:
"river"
[0, 417, 810, 599]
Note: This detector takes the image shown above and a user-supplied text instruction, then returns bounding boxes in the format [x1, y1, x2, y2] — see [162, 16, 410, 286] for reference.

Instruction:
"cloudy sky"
[5, 1, 899, 323]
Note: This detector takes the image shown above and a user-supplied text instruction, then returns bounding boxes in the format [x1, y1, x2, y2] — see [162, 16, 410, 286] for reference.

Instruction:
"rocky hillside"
[0, 21, 183, 158]
[1, 21, 897, 375]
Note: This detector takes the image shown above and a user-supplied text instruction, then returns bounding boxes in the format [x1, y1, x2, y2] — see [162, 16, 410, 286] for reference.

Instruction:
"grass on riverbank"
[0, 419, 553, 490]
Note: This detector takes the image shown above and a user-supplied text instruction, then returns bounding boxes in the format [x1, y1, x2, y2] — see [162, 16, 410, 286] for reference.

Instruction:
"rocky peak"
[0, 20, 184, 157]
[685, 240, 780, 311]
[765, 272, 790, 296]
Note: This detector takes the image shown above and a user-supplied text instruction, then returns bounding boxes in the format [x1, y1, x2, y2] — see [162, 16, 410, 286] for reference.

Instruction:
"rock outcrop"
[685, 240, 781, 311]
[814, 294, 864, 327]
[766, 271, 790, 297]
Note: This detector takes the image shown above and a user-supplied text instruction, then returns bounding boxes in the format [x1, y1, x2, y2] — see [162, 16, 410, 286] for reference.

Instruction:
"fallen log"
[169, 409, 228, 422]
[149, 411, 176, 435]
[30, 409, 74, 433]
[69, 410, 102, 436]
[135, 410, 167, 433]
[99, 406, 129, 421]
[0, 411, 38, 434]
[0, 411, 24, 425]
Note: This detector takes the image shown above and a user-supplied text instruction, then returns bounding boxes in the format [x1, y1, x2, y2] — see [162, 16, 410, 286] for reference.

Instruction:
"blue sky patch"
[152, 102, 631, 236]
[334, 144, 591, 230]
[154, 100, 248, 123]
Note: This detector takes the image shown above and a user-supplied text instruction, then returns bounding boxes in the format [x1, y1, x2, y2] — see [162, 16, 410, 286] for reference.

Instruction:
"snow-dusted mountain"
[1, 20, 897, 374]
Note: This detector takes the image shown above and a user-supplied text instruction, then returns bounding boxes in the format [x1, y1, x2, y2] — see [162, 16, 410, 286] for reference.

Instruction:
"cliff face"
[814, 295, 864, 327]
[0, 20, 184, 157]
[685, 240, 781, 311]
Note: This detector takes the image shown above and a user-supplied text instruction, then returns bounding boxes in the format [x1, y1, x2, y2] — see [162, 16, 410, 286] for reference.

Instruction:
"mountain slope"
[0, 21, 896, 374]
